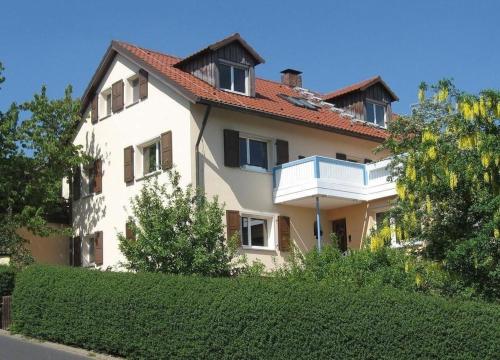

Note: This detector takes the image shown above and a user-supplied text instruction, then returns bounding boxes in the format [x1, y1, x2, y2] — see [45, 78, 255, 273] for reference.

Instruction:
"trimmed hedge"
[13, 265, 500, 359]
[0, 265, 15, 297]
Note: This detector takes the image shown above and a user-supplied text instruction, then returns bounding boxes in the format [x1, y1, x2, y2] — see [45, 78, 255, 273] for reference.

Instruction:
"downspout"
[195, 104, 212, 190]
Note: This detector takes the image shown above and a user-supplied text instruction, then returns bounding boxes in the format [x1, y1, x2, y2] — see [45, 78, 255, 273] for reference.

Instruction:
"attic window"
[219, 62, 248, 95]
[279, 94, 320, 110]
[365, 101, 386, 127]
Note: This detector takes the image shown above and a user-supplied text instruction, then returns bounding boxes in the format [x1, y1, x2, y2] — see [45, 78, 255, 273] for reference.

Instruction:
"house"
[69, 33, 398, 269]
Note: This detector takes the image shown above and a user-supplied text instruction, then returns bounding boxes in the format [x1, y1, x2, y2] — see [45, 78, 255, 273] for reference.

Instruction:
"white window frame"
[138, 137, 161, 177]
[82, 234, 96, 267]
[365, 100, 386, 127]
[240, 212, 276, 251]
[239, 133, 270, 172]
[126, 75, 140, 106]
[100, 88, 112, 119]
[219, 60, 249, 95]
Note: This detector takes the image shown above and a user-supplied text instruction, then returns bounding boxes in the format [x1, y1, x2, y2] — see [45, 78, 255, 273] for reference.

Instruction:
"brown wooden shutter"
[73, 236, 82, 267]
[276, 139, 289, 165]
[139, 69, 148, 100]
[93, 159, 102, 194]
[124, 146, 134, 183]
[226, 210, 241, 244]
[91, 96, 98, 124]
[161, 131, 173, 170]
[72, 167, 81, 200]
[224, 129, 239, 167]
[336, 153, 347, 161]
[112, 80, 124, 113]
[278, 216, 291, 252]
[94, 231, 103, 266]
[125, 221, 136, 241]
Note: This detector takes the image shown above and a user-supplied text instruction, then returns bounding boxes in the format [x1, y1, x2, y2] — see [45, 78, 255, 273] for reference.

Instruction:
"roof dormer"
[174, 33, 264, 97]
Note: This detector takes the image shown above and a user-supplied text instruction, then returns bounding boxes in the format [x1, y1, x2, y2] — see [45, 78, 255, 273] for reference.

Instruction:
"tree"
[381, 80, 500, 299]
[0, 62, 86, 267]
[118, 171, 238, 276]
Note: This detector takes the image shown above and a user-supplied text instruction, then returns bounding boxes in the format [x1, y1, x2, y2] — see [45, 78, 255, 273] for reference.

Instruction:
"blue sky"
[1, 0, 499, 114]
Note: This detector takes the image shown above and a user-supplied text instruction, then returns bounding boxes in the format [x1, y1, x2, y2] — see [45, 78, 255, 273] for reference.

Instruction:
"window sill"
[136, 170, 162, 181]
[99, 114, 112, 121]
[80, 193, 95, 200]
[241, 245, 276, 252]
[220, 88, 249, 97]
[240, 165, 271, 174]
[126, 100, 140, 109]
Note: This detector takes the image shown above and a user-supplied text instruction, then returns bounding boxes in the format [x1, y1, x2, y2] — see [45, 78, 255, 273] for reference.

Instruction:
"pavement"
[0, 330, 121, 360]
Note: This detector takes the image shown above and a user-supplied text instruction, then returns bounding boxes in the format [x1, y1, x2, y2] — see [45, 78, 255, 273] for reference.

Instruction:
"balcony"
[272, 156, 395, 208]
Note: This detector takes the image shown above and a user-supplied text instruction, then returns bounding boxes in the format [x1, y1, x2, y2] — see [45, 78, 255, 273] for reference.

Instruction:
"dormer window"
[365, 100, 386, 127]
[219, 62, 248, 95]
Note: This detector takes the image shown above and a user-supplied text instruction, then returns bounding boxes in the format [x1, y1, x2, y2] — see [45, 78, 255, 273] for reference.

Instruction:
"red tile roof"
[92, 41, 391, 141]
[323, 76, 399, 102]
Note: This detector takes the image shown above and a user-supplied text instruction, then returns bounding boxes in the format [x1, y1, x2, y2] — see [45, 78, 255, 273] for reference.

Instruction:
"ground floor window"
[82, 235, 95, 266]
[241, 216, 269, 248]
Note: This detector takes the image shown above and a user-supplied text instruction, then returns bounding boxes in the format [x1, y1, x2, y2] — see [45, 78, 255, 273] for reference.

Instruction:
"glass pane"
[239, 138, 247, 166]
[376, 212, 388, 229]
[249, 139, 268, 169]
[106, 94, 112, 115]
[233, 67, 246, 93]
[219, 64, 231, 90]
[375, 104, 385, 126]
[250, 218, 267, 247]
[241, 217, 249, 245]
[148, 143, 157, 173]
[88, 238, 95, 263]
[132, 78, 139, 102]
[365, 102, 375, 123]
[87, 166, 95, 194]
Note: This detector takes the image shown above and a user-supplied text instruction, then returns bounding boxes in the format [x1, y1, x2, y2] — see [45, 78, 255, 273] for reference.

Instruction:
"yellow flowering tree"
[380, 80, 500, 299]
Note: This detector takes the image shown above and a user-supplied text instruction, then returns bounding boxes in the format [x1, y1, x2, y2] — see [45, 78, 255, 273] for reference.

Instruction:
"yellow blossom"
[481, 153, 491, 168]
[479, 97, 487, 116]
[404, 261, 410, 273]
[449, 172, 458, 190]
[370, 234, 384, 252]
[406, 164, 416, 182]
[432, 174, 438, 185]
[422, 130, 438, 143]
[484, 172, 490, 183]
[494, 228, 499, 239]
[418, 88, 425, 103]
[458, 135, 475, 150]
[396, 182, 406, 200]
[473, 101, 480, 116]
[408, 193, 415, 206]
[415, 273, 423, 287]
[437, 88, 448, 102]
[497, 102, 500, 118]
[427, 146, 437, 160]
[426, 195, 432, 214]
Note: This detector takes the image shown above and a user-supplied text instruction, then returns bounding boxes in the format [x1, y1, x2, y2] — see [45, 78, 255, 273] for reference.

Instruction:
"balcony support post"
[315, 196, 322, 252]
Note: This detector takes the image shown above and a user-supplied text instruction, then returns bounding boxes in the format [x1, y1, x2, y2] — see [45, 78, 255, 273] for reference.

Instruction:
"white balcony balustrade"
[272, 156, 395, 207]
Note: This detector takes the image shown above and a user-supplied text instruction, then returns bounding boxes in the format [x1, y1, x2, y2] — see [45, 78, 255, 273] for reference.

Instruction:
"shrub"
[0, 265, 15, 296]
[13, 265, 500, 359]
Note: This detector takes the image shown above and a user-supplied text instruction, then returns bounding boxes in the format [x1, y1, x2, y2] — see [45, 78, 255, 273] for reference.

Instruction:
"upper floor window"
[127, 76, 140, 105]
[100, 88, 112, 118]
[365, 101, 386, 127]
[239, 136, 268, 171]
[141, 139, 161, 176]
[219, 62, 248, 95]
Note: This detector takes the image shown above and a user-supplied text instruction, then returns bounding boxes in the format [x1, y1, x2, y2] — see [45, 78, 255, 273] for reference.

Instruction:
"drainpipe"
[316, 196, 322, 252]
[195, 104, 212, 190]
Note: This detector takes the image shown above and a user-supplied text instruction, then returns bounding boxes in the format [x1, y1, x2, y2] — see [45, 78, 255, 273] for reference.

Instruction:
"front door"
[332, 218, 347, 252]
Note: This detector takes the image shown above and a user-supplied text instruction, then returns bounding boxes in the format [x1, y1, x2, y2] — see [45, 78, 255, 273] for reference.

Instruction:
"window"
[100, 88, 112, 118]
[242, 216, 268, 247]
[219, 62, 248, 94]
[141, 140, 161, 176]
[279, 94, 320, 110]
[239, 137, 268, 170]
[85, 165, 95, 195]
[365, 101, 386, 127]
[128, 76, 140, 104]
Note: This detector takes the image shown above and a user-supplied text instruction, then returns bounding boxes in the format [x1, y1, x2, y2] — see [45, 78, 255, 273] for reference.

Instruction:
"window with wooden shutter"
[276, 139, 289, 165]
[161, 131, 173, 170]
[72, 166, 81, 200]
[224, 129, 239, 167]
[125, 221, 136, 241]
[336, 153, 347, 161]
[91, 96, 98, 124]
[124, 146, 134, 183]
[278, 216, 291, 252]
[226, 210, 241, 244]
[112, 80, 124, 113]
[93, 159, 102, 194]
[139, 69, 148, 100]
[94, 231, 103, 266]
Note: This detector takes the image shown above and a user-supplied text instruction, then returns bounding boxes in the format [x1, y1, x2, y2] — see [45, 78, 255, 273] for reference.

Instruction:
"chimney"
[281, 68, 302, 88]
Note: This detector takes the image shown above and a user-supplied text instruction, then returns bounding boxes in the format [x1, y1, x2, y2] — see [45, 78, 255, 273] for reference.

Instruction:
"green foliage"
[0, 62, 86, 267]
[13, 265, 500, 359]
[118, 171, 238, 276]
[380, 81, 500, 300]
[0, 265, 16, 296]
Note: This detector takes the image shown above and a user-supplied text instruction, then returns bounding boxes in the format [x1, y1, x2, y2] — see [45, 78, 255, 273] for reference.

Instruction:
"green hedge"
[0, 265, 15, 297]
[12, 265, 500, 359]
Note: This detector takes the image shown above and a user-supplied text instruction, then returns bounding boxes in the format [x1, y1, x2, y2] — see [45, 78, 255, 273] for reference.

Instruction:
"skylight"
[278, 94, 320, 110]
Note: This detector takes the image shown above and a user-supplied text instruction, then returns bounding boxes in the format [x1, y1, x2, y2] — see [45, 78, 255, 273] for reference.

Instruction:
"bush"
[276, 246, 472, 299]
[13, 265, 500, 359]
[0, 265, 15, 296]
